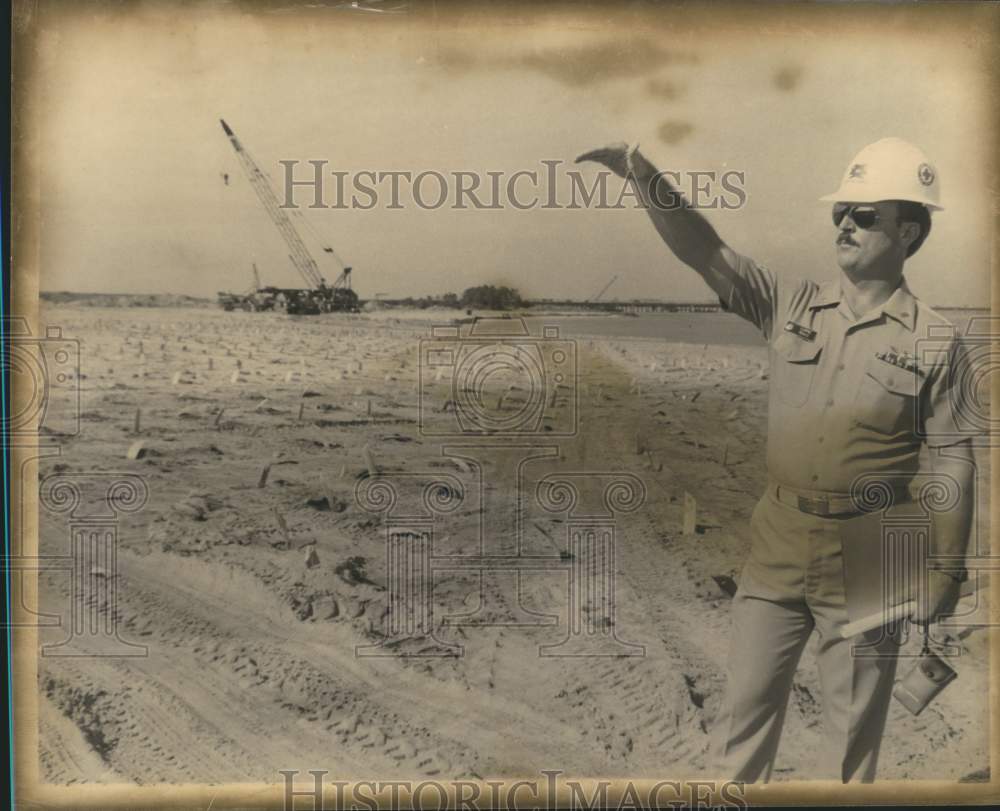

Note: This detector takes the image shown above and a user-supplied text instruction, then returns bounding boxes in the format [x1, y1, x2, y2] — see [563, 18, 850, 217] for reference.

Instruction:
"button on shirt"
[720, 255, 970, 494]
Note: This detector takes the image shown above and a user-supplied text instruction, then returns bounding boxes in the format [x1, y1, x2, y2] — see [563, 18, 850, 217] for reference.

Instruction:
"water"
[524, 308, 989, 346]
[523, 312, 764, 346]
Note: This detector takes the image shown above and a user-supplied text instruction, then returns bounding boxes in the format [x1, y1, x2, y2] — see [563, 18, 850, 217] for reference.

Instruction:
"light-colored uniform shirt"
[720, 255, 970, 495]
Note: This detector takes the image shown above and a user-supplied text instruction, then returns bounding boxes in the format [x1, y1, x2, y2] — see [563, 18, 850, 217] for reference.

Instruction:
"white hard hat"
[820, 137, 943, 211]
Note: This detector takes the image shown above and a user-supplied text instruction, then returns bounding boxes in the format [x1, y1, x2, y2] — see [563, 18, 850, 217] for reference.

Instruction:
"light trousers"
[712, 492, 901, 783]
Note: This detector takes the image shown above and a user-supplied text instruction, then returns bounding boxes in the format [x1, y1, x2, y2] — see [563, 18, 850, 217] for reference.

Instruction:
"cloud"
[435, 39, 697, 87]
[646, 77, 684, 100]
[773, 64, 804, 92]
[657, 120, 694, 145]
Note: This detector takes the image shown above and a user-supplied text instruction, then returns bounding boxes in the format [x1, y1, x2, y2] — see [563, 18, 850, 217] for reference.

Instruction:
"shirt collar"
[809, 280, 841, 309]
[881, 278, 917, 332]
[809, 277, 917, 332]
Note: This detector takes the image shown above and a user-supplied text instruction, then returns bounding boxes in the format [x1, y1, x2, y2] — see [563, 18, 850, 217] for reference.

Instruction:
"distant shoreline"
[38, 291, 991, 313]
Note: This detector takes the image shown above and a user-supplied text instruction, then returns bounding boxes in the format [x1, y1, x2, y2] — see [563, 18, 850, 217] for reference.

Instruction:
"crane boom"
[589, 274, 619, 303]
[220, 119, 327, 290]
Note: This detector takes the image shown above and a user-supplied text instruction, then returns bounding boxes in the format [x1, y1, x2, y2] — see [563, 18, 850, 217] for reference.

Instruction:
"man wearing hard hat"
[577, 138, 975, 782]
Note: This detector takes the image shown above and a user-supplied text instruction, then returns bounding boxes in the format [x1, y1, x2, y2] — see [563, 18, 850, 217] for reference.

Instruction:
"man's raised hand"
[575, 142, 634, 178]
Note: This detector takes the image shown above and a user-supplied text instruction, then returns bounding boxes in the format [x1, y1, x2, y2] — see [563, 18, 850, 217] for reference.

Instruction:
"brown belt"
[769, 481, 907, 518]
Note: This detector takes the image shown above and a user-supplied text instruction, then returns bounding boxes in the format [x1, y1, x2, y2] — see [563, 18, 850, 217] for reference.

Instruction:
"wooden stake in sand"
[258, 464, 272, 488]
[366, 398, 373, 418]
[634, 432, 645, 455]
[304, 545, 320, 569]
[683, 492, 698, 535]
[133, 408, 142, 434]
[297, 402, 305, 422]
[126, 440, 147, 460]
[273, 507, 290, 543]
[645, 450, 663, 473]
[363, 446, 379, 479]
[496, 383, 517, 412]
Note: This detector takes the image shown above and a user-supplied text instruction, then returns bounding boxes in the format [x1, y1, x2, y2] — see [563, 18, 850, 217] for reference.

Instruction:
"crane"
[587, 274, 619, 303]
[217, 119, 358, 314]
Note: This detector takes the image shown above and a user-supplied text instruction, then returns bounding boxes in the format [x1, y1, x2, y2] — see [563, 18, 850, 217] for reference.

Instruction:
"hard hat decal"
[918, 163, 935, 186]
[848, 163, 867, 180]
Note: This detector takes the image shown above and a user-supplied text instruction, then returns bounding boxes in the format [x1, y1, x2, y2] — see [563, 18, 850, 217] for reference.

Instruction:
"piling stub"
[258, 464, 272, 488]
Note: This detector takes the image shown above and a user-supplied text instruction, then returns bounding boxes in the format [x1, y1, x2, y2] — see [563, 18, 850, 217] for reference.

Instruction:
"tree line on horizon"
[381, 285, 524, 310]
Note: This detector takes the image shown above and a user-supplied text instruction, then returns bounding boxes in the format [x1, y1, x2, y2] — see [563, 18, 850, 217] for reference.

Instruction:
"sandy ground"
[30, 305, 990, 785]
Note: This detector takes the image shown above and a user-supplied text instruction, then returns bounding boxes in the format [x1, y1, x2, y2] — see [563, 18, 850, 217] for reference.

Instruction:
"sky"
[25, 1, 996, 306]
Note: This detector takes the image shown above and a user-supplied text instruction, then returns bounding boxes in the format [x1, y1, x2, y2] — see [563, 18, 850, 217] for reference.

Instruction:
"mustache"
[837, 233, 859, 246]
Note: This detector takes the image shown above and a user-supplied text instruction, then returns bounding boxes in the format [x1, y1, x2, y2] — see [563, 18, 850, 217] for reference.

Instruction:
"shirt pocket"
[854, 358, 922, 435]
[771, 331, 822, 408]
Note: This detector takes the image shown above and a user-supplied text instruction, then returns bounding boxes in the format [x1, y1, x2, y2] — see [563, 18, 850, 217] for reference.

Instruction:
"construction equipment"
[218, 263, 279, 311]
[216, 119, 360, 314]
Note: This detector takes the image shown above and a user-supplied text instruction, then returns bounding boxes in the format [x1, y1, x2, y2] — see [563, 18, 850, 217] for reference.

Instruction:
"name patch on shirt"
[876, 348, 923, 376]
[783, 321, 816, 341]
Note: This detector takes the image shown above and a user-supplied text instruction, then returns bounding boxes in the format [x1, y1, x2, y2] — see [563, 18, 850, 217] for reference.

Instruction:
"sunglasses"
[832, 203, 882, 230]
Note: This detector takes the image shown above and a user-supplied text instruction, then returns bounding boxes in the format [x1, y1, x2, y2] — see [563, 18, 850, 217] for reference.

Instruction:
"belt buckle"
[797, 494, 829, 516]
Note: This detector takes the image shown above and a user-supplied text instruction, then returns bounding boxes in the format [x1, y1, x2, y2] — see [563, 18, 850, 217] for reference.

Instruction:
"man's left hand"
[911, 570, 962, 626]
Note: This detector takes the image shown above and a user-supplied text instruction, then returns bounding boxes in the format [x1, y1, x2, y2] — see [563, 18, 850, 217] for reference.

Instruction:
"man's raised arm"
[575, 143, 754, 317]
